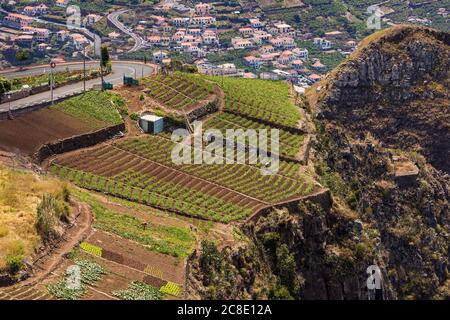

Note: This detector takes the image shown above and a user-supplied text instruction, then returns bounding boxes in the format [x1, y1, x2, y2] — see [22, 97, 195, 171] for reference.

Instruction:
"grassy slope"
[52, 91, 126, 130]
[0, 166, 67, 270]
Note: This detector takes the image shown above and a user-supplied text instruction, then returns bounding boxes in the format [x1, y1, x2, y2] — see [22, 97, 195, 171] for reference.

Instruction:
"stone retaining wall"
[225, 110, 306, 135]
[34, 123, 125, 163]
[246, 189, 332, 224]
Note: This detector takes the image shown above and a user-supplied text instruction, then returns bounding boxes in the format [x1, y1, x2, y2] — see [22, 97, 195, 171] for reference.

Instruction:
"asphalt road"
[107, 9, 145, 52]
[0, 61, 153, 111]
[0, 7, 101, 56]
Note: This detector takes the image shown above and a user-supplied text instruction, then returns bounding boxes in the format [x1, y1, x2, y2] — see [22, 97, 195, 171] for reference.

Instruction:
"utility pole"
[8, 94, 11, 110]
[50, 62, 55, 105]
[83, 46, 86, 92]
[100, 59, 104, 91]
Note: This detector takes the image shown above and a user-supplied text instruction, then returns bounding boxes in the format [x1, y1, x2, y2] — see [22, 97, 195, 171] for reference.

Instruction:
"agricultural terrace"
[51, 91, 127, 129]
[142, 72, 215, 111]
[206, 76, 301, 129]
[0, 91, 126, 156]
[204, 112, 305, 158]
[75, 190, 195, 258]
[50, 135, 317, 222]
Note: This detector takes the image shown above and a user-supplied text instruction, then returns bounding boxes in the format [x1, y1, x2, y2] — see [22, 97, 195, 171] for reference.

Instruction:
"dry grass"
[0, 165, 67, 270]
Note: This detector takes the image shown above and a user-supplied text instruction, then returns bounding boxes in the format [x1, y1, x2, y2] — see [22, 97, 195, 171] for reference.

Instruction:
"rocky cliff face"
[319, 26, 449, 174]
[313, 25, 450, 299]
[188, 26, 449, 300]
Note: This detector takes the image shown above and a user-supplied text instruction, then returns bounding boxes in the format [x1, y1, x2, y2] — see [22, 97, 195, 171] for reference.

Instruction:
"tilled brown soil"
[0, 108, 94, 155]
[54, 144, 267, 212]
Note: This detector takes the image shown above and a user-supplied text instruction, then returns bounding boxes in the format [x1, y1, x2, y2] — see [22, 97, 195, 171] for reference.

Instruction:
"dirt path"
[0, 200, 93, 300]
[25, 201, 93, 286]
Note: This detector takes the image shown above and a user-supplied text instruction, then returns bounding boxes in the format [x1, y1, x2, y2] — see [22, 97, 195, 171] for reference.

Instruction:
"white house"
[153, 50, 168, 63]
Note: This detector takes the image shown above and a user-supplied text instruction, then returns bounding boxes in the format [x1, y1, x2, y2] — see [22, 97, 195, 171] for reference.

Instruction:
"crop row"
[47, 259, 106, 300]
[206, 76, 301, 128]
[144, 72, 214, 110]
[78, 242, 181, 298]
[204, 112, 305, 158]
[50, 164, 251, 222]
[118, 136, 313, 203]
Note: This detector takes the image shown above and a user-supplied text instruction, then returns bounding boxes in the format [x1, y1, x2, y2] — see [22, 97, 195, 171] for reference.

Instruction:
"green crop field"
[52, 91, 126, 129]
[73, 190, 195, 258]
[142, 72, 215, 110]
[116, 136, 314, 202]
[206, 76, 301, 128]
[204, 112, 305, 158]
[51, 161, 254, 223]
[10, 69, 101, 91]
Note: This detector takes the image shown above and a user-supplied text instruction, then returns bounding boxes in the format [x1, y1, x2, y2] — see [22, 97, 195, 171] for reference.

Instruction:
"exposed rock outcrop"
[318, 25, 450, 174]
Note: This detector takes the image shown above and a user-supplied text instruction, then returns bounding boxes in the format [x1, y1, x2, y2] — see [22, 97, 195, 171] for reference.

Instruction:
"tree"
[0, 77, 12, 96]
[168, 59, 183, 72]
[276, 244, 300, 297]
[100, 45, 110, 70]
[100, 45, 110, 89]
[15, 49, 29, 66]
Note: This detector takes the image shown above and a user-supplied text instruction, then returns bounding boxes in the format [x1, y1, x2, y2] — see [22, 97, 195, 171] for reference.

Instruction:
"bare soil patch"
[0, 109, 94, 155]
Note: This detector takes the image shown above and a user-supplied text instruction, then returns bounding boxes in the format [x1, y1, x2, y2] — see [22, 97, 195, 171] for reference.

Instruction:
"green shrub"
[130, 113, 140, 121]
[0, 225, 8, 238]
[35, 194, 70, 238]
[5, 240, 25, 273]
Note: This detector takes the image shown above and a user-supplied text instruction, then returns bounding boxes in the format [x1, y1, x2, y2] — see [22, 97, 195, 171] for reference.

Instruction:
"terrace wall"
[225, 110, 306, 135]
[186, 98, 220, 122]
[246, 188, 332, 224]
[34, 123, 126, 163]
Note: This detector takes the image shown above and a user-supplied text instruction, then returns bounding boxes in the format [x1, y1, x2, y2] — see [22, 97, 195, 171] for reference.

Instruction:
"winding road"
[0, 61, 154, 111]
[107, 9, 145, 52]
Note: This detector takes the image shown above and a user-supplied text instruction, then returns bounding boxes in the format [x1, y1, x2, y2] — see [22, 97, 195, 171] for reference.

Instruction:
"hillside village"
[0, 0, 448, 88]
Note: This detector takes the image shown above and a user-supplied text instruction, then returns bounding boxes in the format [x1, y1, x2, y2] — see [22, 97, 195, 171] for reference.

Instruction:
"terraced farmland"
[50, 132, 316, 222]
[206, 76, 301, 128]
[115, 137, 315, 201]
[142, 72, 215, 111]
[204, 112, 305, 158]
[50, 143, 266, 223]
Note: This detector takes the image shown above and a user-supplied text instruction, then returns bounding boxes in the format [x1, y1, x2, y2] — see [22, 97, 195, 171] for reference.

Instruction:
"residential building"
[57, 30, 69, 42]
[231, 38, 253, 49]
[23, 4, 48, 16]
[273, 23, 294, 36]
[85, 14, 102, 26]
[249, 18, 264, 29]
[153, 50, 168, 63]
[239, 27, 254, 36]
[172, 17, 189, 27]
[15, 34, 33, 47]
[325, 30, 345, 39]
[3, 13, 33, 30]
[244, 56, 263, 69]
[190, 16, 216, 27]
[195, 3, 211, 16]
[313, 37, 332, 50]
[292, 47, 309, 60]
[70, 33, 89, 50]
[269, 37, 295, 49]
[55, 0, 70, 7]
